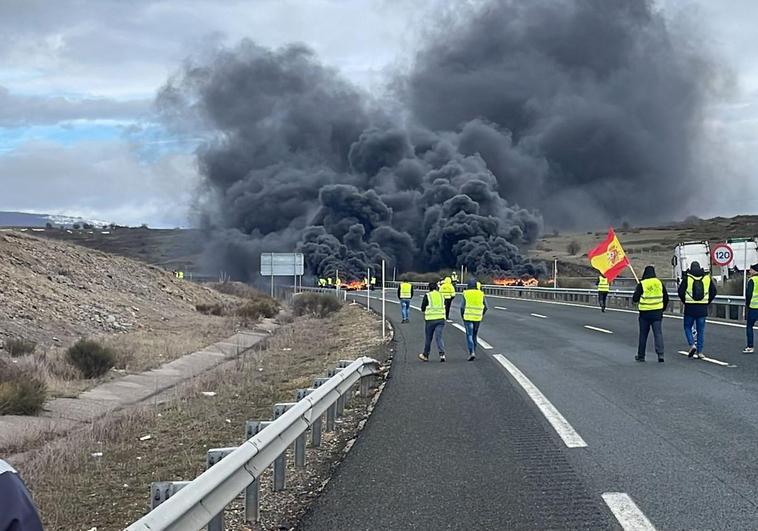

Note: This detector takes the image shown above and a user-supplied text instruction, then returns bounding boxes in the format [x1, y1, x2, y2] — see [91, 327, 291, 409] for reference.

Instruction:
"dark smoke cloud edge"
[158, 0, 714, 281]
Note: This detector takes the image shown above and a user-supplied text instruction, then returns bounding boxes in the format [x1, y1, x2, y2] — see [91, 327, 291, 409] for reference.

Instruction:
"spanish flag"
[587, 228, 630, 282]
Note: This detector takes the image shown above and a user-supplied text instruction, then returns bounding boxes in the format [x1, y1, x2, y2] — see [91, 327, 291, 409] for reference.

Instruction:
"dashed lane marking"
[677, 351, 735, 367]
[530, 313, 548, 319]
[490, 295, 755, 329]
[450, 322, 494, 349]
[601, 493, 656, 531]
[493, 354, 587, 448]
[495, 306, 507, 310]
[584, 325, 613, 334]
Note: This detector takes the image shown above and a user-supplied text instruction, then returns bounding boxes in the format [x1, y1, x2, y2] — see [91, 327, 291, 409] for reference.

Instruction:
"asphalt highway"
[301, 291, 758, 530]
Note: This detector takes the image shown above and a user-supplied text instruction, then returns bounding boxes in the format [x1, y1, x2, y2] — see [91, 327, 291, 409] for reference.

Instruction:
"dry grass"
[20, 305, 385, 531]
[2, 315, 238, 399]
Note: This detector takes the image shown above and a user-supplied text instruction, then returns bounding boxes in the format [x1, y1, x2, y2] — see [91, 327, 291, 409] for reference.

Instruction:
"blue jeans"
[748, 309, 758, 348]
[683, 315, 706, 353]
[424, 320, 445, 356]
[464, 321, 480, 354]
[400, 299, 410, 321]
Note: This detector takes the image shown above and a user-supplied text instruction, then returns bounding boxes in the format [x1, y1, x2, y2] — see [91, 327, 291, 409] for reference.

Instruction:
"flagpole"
[628, 263, 640, 283]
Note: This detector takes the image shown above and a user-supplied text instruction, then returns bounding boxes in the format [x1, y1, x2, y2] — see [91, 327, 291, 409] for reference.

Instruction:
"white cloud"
[0, 139, 198, 227]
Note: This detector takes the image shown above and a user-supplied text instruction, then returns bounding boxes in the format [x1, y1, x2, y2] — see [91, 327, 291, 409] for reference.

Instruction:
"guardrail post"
[326, 368, 346, 416]
[150, 481, 190, 510]
[312, 376, 335, 431]
[272, 403, 297, 490]
[243, 421, 272, 524]
[360, 375, 371, 397]
[206, 447, 238, 531]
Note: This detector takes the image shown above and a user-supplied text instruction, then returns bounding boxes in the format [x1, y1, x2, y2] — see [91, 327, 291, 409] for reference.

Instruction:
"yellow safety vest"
[685, 274, 711, 304]
[462, 289, 485, 322]
[440, 281, 456, 300]
[638, 278, 664, 311]
[371, 277, 377, 285]
[399, 282, 412, 299]
[425, 291, 446, 321]
[597, 276, 609, 293]
[750, 279, 758, 310]
[327, 278, 333, 285]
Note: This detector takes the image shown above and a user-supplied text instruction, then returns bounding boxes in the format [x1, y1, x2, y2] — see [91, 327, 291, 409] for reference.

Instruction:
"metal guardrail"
[126, 356, 380, 531]
[384, 281, 748, 322]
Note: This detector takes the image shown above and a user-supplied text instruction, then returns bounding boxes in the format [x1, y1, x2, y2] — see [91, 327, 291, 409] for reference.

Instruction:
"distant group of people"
[397, 276, 486, 362]
[599, 262, 758, 362]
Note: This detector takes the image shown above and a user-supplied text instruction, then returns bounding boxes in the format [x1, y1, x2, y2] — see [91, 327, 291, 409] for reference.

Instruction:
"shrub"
[209, 281, 267, 300]
[292, 293, 342, 318]
[196, 303, 226, 316]
[66, 339, 115, 378]
[0, 360, 47, 415]
[237, 299, 280, 322]
[567, 240, 581, 255]
[72, 223, 81, 230]
[4, 338, 37, 357]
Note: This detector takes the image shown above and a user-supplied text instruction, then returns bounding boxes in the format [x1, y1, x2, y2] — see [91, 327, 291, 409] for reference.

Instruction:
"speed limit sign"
[712, 243, 734, 266]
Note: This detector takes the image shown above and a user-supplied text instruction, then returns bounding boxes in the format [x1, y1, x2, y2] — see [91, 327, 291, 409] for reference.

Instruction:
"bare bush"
[4, 338, 37, 357]
[66, 339, 115, 378]
[0, 359, 47, 415]
[293, 293, 342, 318]
[567, 240, 581, 255]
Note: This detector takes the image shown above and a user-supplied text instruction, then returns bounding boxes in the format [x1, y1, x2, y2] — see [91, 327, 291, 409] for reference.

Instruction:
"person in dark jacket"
[0, 459, 44, 531]
[677, 261, 717, 359]
[632, 265, 669, 362]
[744, 264, 758, 353]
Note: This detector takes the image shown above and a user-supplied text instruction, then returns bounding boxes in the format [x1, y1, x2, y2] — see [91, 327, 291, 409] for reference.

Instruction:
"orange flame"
[343, 280, 367, 291]
[493, 277, 539, 287]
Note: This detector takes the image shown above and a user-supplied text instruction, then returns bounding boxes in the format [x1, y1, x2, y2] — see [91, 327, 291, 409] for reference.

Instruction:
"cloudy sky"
[0, 0, 756, 226]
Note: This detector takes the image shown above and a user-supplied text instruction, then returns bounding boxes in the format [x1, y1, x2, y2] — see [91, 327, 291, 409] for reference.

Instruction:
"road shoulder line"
[493, 354, 587, 448]
[601, 492, 656, 531]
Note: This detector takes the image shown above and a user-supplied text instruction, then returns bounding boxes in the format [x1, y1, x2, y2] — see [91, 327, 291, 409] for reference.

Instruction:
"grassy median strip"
[21, 304, 386, 531]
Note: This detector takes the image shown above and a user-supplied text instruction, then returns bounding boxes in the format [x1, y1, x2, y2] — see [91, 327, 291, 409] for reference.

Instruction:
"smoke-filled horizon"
[158, 0, 714, 281]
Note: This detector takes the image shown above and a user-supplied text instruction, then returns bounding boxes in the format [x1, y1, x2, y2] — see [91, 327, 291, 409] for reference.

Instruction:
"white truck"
[725, 238, 758, 274]
[671, 241, 711, 283]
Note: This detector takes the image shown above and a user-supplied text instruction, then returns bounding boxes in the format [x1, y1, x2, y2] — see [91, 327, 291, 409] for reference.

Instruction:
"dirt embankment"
[0, 230, 229, 349]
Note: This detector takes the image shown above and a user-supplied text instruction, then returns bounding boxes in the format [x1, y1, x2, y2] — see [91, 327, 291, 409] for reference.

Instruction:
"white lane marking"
[677, 351, 735, 367]
[584, 325, 614, 334]
[490, 295, 754, 329]
[450, 322, 493, 349]
[530, 313, 548, 319]
[493, 354, 587, 448]
[601, 493, 656, 531]
[495, 306, 508, 310]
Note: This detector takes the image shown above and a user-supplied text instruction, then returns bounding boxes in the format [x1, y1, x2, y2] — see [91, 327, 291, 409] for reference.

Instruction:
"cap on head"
[428, 281, 438, 291]
[467, 278, 478, 289]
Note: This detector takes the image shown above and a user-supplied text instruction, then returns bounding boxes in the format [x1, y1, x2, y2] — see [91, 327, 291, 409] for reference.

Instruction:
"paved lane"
[457, 294, 758, 529]
[300, 295, 615, 530]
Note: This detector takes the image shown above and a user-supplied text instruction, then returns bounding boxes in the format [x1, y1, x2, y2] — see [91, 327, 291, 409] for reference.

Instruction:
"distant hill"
[0, 211, 110, 228]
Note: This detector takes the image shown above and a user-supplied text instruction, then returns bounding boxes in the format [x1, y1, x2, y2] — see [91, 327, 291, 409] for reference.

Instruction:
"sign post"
[260, 253, 305, 298]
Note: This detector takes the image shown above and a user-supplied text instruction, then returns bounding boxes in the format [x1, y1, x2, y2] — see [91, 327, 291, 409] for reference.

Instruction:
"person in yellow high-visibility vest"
[677, 261, 717, 359]
[397, 280, 414, 323]
[597, 273, 610, 312]
[439, 276, 456, 321]
[460, 278, 488, 361]
[744, 264, 758, 353]
[327, 277, 333, 288]
[632, 265, 669, 363]
[419, 282, 446, 362]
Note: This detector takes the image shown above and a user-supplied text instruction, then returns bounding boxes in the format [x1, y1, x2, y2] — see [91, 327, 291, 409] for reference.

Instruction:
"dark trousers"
[598, 292, 608, 311]
[638, 316, 664, 358]
[444, 298, 453, 320]
[424, 320, 445, 356]
[748, 309, 758, 348]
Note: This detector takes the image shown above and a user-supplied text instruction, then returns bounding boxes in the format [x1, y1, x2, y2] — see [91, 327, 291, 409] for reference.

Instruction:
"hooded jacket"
[677, 263, 717, 317]
[632, 265, 669, 319]
[0, 460, 44, 531]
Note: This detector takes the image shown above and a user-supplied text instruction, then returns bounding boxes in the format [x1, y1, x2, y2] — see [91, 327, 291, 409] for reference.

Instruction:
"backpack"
[690, 276, 705, 301]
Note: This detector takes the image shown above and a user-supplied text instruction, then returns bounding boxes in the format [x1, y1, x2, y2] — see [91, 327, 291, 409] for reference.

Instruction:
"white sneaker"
[743, 347, 754, 354]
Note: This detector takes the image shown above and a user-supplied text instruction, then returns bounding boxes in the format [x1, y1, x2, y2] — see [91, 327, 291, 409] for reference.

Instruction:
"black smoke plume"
[158, 0, 712, 280]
